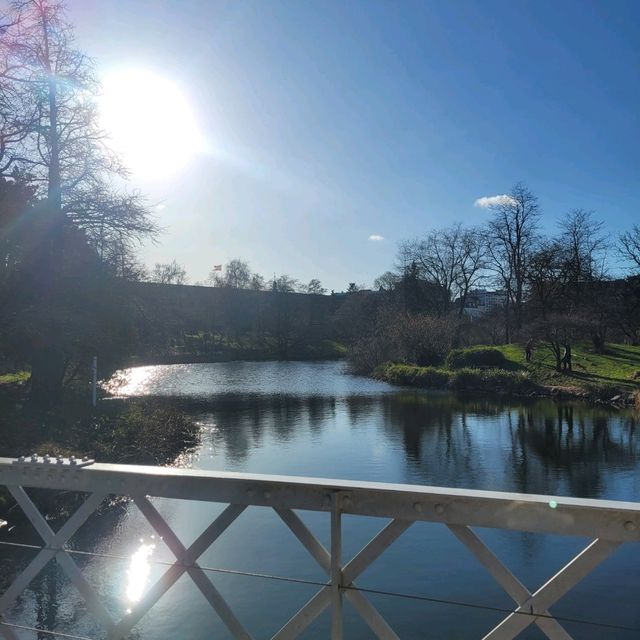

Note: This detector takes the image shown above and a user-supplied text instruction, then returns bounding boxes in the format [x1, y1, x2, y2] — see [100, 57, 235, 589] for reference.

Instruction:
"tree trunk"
[26, 12, 67, 406]
[29, 344, 66, 406]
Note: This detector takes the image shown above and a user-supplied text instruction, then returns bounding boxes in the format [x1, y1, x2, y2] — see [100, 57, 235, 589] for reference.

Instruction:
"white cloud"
[474, 194, 515, 208]
[155, 203, 167, 211]
[368, 234, 384, 241]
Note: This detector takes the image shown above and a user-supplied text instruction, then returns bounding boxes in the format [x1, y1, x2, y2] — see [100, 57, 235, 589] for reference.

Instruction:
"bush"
[448, 368, 483, 390]
[449, 368, 534, 393]
[380, 363, 449, 388]
[480, 369, 534, 393]
[389, 314, 457, 367]
[446, 347, 508, 370]
[92, 400, 200, 464]
[347, 335, 394, 375]
[347, 313, 457, 375]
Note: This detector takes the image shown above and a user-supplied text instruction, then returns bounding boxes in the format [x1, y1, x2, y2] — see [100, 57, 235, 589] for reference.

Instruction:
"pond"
[2, 361, 639, 638]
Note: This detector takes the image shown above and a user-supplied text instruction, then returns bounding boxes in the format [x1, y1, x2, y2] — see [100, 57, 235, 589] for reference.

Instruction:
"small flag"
[212, 265, 222, 271]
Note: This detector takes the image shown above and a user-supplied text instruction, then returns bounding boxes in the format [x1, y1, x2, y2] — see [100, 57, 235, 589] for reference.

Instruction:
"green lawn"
[495, 342, 640, 392]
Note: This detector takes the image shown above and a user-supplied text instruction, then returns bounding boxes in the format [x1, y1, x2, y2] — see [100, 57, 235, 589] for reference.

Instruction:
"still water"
[4, 361, 640, 638]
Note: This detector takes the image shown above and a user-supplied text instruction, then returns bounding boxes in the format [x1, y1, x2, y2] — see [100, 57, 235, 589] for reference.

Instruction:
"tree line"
[347, 182, 640, 374]
[139, 256, 332, 295]
[1, 2, 638, 401]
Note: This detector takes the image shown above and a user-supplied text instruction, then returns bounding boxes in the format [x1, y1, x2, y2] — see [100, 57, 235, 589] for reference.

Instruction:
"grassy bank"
[0, 370, 29, 386]
[375, 362, 537, 394]
[374, 343, 640, 403]
[494, 343, 640, 394]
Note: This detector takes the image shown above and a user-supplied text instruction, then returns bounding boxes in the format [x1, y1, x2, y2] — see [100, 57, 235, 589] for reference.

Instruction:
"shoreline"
[124, 352, 345, 367]
[372, 363, 639, 409]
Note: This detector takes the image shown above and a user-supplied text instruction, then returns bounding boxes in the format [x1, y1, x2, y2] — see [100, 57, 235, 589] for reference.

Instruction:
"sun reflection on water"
[103, 366, 155, 396]
[125, 543, 155, 605]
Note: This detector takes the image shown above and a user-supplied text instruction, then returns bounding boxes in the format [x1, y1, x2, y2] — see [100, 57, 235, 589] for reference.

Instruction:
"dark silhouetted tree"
[619, 225, 640, 272]
[151, 260, 188, 285]
[304, 278, 327, 295]
[0, 0, 157, 402]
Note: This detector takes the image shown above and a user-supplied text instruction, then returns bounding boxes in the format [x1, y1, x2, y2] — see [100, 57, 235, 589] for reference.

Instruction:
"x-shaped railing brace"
[110, 496, 252, 640]
[0, 488, 252, 640]
[0, 488, 624, 640]
[272, 505, 412, 639]
[0, 487, 110, 639]
[448, 524, 621, 640]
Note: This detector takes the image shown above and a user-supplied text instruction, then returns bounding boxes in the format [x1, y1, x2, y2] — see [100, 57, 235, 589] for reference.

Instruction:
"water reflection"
[125, 543, 155, 605]
[173, 390, 638, 500]
[3, 361, 639, 639]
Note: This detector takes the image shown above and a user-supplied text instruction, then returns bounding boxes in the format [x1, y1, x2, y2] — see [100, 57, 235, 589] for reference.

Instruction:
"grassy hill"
[496, 342, 640, 393]
[376, 342, 640, 403]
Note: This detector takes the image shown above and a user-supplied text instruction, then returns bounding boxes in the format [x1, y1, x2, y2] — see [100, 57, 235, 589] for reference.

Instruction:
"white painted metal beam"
[1, 460, 637, 541]
[0, 458, 637, 640]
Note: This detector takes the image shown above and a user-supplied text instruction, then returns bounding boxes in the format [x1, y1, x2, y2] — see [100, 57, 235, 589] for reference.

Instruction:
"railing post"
[330, 492, 343, 639]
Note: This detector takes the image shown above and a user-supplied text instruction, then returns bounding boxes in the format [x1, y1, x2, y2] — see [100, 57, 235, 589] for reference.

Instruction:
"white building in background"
[461, 289, 507, 319]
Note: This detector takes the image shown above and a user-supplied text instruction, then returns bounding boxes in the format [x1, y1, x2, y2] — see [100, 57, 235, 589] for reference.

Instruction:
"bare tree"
[531, 315, 588, 372]
[272, 274, 298, 293]
[0, 1, 157, 403]
[151, 260, 188, 285]
[224, 258, 251, 289]
[101, 237, 148, 281]
[454, 227, 486, 317]
[526, 239, 567, 319]
[304, 278, 327, 295]
[485, 183, 540, 339]
[558, 209, 607, 305]
[619, 225, 640, 272]
[373, 271, 400, 291]
[0, 0, 156, 251]
[250, 272, 266, 290]
[209, 258, 252, 288]
[401, 223, 485, 316]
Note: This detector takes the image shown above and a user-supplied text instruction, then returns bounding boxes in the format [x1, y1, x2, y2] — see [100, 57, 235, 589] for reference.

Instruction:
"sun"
[100, 69, 203, 180]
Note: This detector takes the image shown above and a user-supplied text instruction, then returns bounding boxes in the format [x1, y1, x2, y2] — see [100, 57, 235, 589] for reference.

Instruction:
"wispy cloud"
[474, 194, 515, 208]
[369, 234, 384, 241]
[155, 203, 167, 211]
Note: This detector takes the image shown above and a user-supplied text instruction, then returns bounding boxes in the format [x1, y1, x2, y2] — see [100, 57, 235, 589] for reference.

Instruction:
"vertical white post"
[91, 355, 97, 407]
[331, 493, 343, 639]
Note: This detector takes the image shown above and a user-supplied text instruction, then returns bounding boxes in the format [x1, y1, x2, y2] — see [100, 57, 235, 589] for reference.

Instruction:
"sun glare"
[100, 69, 203, 180]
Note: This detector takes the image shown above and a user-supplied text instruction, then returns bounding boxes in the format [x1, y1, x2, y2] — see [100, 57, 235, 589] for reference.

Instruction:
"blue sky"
[68, 0, 639, 289]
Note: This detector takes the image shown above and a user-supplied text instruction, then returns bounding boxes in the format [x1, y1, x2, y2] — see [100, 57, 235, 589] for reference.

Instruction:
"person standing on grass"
[525, 339, 534, 363]
[562, 342, 572, 372]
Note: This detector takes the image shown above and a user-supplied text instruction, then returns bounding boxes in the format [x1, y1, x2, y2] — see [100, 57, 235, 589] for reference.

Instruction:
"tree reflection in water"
[2, 388, 638, 639]
[170, 392, 638, 500]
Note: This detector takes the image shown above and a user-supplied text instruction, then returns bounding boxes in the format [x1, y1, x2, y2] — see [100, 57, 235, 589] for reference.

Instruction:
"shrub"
[380, 363, 449, 388]
[347, 335, 394, 375]
[389, 314, 457, 367]
[480, 369, 534, 393]
[448, 368, 483, 390]
[446, 347, 508, 370]
[92, 400, 200, 464]
[449, 368, 534, 393]
[347, 313, 457, 374]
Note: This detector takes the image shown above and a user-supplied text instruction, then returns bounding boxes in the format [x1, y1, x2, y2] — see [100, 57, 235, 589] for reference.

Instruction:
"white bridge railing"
[0, 456, 639, 639]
